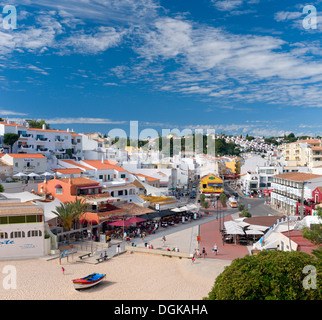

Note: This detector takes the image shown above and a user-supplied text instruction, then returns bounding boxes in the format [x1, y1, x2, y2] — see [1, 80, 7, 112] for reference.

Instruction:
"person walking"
[62, 267, 65, 275]
[162, 235, 166, 246]
[213, 243, 218, 255]
[116, 243, 121, 256]
[202, 247, 207, 258]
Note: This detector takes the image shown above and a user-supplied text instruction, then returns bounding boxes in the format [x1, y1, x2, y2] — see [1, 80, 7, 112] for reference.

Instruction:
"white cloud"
[0, 110, 28, 116]
[274, 11, 302, 22]
[123, 16, 322, 108]
[212, 0, 243, 11]
[44, 117, 127, 124]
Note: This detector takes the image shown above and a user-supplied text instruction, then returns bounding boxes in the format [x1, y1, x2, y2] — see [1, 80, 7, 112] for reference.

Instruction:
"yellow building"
[225, 157, 242, 176]
[200, 174, 224, 195]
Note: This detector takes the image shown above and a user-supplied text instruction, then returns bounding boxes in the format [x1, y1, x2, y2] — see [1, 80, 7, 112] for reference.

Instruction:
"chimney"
[42, 123, 46, 130]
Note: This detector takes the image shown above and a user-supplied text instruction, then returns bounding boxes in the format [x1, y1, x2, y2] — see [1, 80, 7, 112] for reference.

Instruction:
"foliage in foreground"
[205, 250, 322, 300]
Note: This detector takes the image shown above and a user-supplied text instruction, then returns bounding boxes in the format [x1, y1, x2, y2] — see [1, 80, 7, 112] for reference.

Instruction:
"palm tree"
[52, 203, 75, 232]
[68, 197, 88, 231]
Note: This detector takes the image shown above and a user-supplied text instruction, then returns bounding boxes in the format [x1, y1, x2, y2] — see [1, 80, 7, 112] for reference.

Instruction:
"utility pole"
[300, 182, 305, 219]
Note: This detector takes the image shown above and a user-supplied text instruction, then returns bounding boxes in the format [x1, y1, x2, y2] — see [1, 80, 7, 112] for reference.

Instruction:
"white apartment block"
[0, 120, 82, 161]
[271, 172, 322, 216]
[280, 139, 322, 170]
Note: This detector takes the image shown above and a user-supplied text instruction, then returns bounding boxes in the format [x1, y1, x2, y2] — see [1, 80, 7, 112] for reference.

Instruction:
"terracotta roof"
[280, 230, 319, 255]
[53, 168, 82, 174]
[244, 216, 285, 228]
[58, 177, 99, 186]
[82, 160, 127, 172]
[274, 172, 322, 182]
[311, 146, 322, 151]
[60, 160, 94, 171]
[116, 203, 155, 216]
[0, 121, 26, 128]
[4, 153, 46, 158]
[290, 139, 321, 144]
[136, 173, 160, 182]
[28, 127, 70, 133]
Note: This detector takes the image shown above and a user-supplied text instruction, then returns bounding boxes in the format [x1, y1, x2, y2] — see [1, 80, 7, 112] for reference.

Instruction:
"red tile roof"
[82, 160, 127, 172]
[60, 160, 94, 171]
[4, 153, 46, 158]
[274, 172, 322, 182]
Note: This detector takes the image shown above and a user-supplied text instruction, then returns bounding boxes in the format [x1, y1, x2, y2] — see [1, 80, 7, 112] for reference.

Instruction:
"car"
[190, 191, 196, 199]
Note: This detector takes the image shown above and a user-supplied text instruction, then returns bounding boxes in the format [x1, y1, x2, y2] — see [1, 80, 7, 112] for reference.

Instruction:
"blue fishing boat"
[72, 273, 106, 290]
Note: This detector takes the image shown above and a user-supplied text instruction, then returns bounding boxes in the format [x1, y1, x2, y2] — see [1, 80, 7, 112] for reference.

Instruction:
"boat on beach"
[72, 273, 106, 290]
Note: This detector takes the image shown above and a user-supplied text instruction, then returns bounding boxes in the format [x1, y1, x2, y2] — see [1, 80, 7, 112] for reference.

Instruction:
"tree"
[52, 202, 76, 232]
[205, 250, 322, 300]
[0, 183, 4, 192]
[26, 119, 50, 129]
[302, 206, 322, 260]
[199, 194, 206, 203]
[238, 204, 245, 212]
[219, 192, 227, 205]
[241, 209, 252, 218]
[3, 133, 19, 152]
[68, 197, 88, 229]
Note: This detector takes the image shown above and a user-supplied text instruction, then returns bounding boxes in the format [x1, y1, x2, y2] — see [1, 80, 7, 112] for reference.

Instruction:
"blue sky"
[1, 0, 322, 137]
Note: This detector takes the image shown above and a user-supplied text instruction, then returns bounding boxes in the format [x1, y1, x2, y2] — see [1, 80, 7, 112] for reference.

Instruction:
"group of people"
[191, 244, 219, 263]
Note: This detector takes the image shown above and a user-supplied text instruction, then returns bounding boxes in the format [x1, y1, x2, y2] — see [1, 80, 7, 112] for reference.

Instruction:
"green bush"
[238, 204, 245, 211]
[241, 209, 251, 218]
[205, 250, 322, 300]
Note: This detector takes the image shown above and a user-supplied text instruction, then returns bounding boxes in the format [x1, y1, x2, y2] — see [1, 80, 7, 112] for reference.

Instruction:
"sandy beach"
[0, 252, 230, 300]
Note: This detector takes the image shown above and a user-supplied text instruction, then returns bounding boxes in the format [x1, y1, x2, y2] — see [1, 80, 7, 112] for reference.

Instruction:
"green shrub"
[205, 250, 322, 300]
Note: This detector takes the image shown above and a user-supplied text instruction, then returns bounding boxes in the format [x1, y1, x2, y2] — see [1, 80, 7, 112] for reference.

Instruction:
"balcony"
[18, 145, 34, 150]
[19, 134, 33, 140]
[36, 137, 48, 143]
[55, 138, 64, 143]
[55, 149, 65, 154]
[36, 147, 48, 153]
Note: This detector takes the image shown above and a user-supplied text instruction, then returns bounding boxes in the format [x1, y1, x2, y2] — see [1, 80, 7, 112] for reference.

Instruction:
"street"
[224, 180, 279, 217]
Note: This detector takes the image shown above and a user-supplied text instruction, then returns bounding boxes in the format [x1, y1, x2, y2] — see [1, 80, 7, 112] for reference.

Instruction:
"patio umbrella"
[107, 219, 133, 227]
[245, 229, 264, 235]
[13, 172, 27, 178]
[41, 172, 54, 177]
[28, 172, 40, 177]
[127, 217, 146, 224]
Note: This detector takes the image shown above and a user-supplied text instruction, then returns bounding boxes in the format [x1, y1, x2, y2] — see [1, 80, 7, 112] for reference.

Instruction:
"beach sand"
[0, 252, 230, 300]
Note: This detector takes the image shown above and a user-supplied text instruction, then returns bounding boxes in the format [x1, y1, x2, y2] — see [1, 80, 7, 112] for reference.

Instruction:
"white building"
[0, 120, 82, 161]
[1, 153, 47, 175]
[0, 202, 45, 260]
[271, 172, 322, 215]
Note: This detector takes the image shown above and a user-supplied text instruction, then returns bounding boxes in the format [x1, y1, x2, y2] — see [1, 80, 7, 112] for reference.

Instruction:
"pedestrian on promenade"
[162, 235, 166, 246]
[202, 247, 207, 258]
[116, 243, 121, 256]
[62, 267, 65, 275]
[212, 243, 218, 255]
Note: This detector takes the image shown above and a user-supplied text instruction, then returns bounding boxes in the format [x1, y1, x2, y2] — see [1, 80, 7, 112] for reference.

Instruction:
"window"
[118, 190, 124, 196]
[9, 216, 26, 224]
[56, 188, 63, 195]
[0, 217, 8, 224]
[99, 175, 103, 180]
[0, 232, 8, 239]
[27, 230, 42, 237]
[15, 162, 18, 167]
[121, 174, 126, 179]
[10, 231, 25, 238]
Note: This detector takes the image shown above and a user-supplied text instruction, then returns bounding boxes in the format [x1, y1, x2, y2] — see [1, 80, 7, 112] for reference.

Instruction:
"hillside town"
[0, 118, 320, 300]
